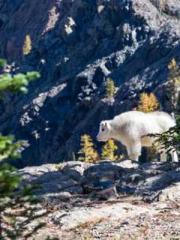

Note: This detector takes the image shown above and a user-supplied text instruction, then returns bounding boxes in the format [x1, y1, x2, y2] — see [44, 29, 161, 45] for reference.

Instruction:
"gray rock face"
[19, 161, 180, 239]
[0, 0, 180, 166]
[20, 160, 180, 202]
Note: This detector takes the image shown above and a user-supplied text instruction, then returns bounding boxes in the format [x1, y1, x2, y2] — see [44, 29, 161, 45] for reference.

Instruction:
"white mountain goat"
[97, 111, 178, 162]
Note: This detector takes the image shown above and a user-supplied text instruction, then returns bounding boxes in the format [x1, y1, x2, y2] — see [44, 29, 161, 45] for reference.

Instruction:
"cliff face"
[0, 0, 179, 166]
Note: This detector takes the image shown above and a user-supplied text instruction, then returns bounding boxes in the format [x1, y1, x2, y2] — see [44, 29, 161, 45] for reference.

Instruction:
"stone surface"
[19, 160, 180, 239]
[20, 160, 180, 201]
[0, 0, 179, 166]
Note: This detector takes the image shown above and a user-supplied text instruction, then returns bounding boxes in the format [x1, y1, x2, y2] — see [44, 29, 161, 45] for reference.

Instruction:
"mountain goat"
[97, 111, 178, 162]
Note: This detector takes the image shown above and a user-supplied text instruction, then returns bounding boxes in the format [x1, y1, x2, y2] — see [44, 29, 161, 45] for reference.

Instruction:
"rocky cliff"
[0, 0, 179, 166]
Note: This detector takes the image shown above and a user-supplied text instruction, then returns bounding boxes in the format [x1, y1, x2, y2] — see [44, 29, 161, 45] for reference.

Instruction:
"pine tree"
[137, 93, 159, 113]
[0, 59, 43, 239]
[0, 70, 40, 95]
[155, 116, 180, 153]
[78, 134, 99, 163]
[101, 139, 118, 161]
[23, 34, 32, 55]
[105, 78, 116, 98]
[155, 59, 180, 154]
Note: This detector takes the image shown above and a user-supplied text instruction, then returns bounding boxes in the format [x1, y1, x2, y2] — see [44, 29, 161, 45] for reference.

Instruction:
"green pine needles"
[0, 59, 40, 94]
[152, 59, 180, 156]
[0, 59, 43, 239]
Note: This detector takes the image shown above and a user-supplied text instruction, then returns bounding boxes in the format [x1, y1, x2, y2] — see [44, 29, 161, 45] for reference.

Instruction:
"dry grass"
[71, 217, 106, 231]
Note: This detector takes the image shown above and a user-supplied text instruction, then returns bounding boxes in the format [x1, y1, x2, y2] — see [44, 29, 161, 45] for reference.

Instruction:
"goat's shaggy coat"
[97, 111, 178, 162]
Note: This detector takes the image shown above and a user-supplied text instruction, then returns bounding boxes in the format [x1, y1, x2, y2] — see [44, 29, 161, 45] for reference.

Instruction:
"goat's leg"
[127, 141, 142, 162]
[157, 143, 167, 162]
[160, 150, 167, 162]
[170, 148, 178, 162]
[159, 146, 178, 162]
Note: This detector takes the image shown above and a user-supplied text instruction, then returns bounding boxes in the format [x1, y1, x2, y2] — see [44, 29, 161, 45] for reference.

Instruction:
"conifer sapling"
[101, 139, 118, 161]
[78, 134, 99, 163]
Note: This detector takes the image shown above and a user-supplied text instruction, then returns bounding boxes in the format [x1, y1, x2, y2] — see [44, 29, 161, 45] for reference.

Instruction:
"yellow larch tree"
[137, 93, 159, 113]
[23, 34, 32, 56]
[78, 134, 99, 163]
[101, 139, 118, 161]
[105, 78, 116, 98]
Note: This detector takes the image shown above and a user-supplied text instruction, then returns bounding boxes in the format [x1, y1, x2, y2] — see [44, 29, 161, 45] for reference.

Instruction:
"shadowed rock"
[18, 160, 180, 239]
[20, 160, 180, 202]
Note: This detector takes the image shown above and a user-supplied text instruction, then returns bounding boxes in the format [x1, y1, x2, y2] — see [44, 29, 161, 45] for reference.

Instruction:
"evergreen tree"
[155, 116, 180, 153]
[137, 93, 159, 113]
[23, 34, 32, 55]
[78, 134, 99, 163]
[101, 139, 118, 161]
[105, 78, 116, 98]
[0, 59, 44, 239]
[0, 70, 39, 95]
[155, 60, 180, 154]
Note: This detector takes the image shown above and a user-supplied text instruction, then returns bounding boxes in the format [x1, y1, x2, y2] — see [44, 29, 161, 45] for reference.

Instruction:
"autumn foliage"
[23, 34, 32, 55]
[137, 93, 159, 113]
[105, 78, 116, 98]
[78, 134, 99, 163]
[101, 139, 118, 161]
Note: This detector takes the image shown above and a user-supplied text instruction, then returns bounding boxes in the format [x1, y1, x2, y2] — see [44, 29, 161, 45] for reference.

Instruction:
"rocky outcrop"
[19, 160, 180, 239]
[0, 0, 180, 166]
[20, 160, 180, 202]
